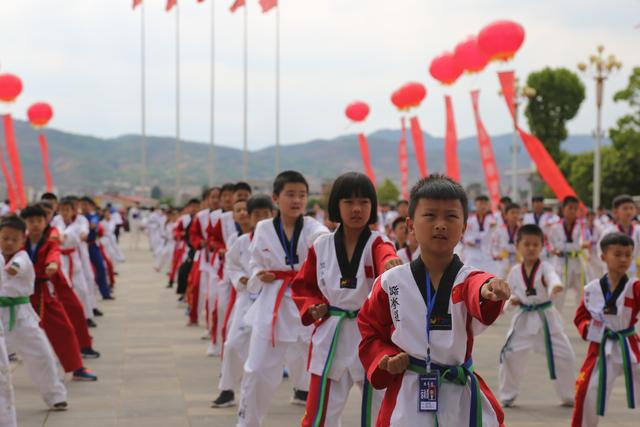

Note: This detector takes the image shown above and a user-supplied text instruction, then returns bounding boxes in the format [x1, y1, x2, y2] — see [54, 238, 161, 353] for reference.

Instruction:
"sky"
[0, 0, 638, 151]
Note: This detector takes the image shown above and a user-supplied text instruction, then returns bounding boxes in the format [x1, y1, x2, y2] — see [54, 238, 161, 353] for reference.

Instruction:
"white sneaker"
[206, 342, 220, 357]
[201, 330, 211, 340]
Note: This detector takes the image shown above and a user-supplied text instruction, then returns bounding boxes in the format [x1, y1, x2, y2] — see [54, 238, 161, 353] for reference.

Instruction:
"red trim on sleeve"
[291, 246, 329, 326]
[574, 296, 593, 340]
[464, 271, 503, 325]
[371, 236, 399, 278]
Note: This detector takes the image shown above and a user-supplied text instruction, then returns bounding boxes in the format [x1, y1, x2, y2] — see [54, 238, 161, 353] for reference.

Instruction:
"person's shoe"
[166, 282, 174, 289]
[211, 390, 236, 408]
[93, 308, 104, 317]
[206, 342, 220, 357]
[51, 402, 68, 411]
[8, 353, 18, 362]
[177, 295, 185, 302]
[501, 398, 516, 408]
[561, 399, 574, 408]
[186, 321, 198, 327]
[81, 348, 101, 359]
[87, 319, 97, 328]
[282, 367, 289, 379]
[103, 296, 115, 301]
[291, 389, 308, 406]
[72, 367, 98, 382]
[200, 330, 211, 340]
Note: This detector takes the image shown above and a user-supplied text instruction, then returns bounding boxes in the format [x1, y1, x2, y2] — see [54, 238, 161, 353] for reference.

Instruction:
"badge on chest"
[603, 305, 617, 315]
[339, 277, 357, 289]
[525, 288, 537, 297]
[429, 313, 452, 331]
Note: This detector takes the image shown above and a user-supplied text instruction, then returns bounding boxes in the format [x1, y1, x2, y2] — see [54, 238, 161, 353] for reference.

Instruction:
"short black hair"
[562, 195, 580, 207]
[273, 170, 309, 196]
[247, 194, 274, 214]
[397, 200, 408, 207]
[408, 174, 468, 221]
[187, 198, 200, 206]
[600, 232, 634, 252]
[0, 215, 26, 233]
[500, 196, 512, 205]
[327, 172, 377, 224]
[475, 195, 489, 202]
[220, 183, 236, 195]
[505, 203, 521, 213]
[201, 187, 213, 200]
[40, 192, 57, 202]
[516, 223, 544, 243]
[531, 196, 544, 203]
[39, 201, 54, 211]
[20, 204, 47, 220]
[234, 181, 252, 194]
[612, 194, 635, 209]
[58, 197, 74, 208]
[80, 196, 97, 207]
[392, 216, 406, 230]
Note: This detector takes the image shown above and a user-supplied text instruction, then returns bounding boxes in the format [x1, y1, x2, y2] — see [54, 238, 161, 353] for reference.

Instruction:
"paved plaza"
[11, 238, 637, 426]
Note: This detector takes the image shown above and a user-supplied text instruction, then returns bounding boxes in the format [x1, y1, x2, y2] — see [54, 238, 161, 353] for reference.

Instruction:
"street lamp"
[578, 45, 622, 210]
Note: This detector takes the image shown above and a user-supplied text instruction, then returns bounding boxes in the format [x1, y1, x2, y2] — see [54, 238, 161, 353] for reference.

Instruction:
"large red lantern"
[27, 102, 54, 129]
[454, 36, 490, 74]
[429, 52, 463, 85]
[345, 101, 370, 122]
[478, 20, 525, 62]
[0, 74, 23, 103]
[391, 82, 427, 111]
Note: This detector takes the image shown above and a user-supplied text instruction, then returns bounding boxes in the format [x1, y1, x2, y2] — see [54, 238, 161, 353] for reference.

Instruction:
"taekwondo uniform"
[101, 216, 125, 264]
[463, 213, 498, 275]
[0, 323, 16, 427]
[188, 208, 213, 326]
[584, 223, 604, 284]
[499, 260, 576, 405]
[572, 275, 640, 427]
[598, 224, 640, 276]
[236, 214, 328, 427]
[492, 224, 520, 279]
[549, 220, 586, 310]
[128, 206, 143, 249]
[291, 226, 395, 427]
[155, 220, 176, 275]
[357, 255, 505, 426]
[0, 250, 67, 408]
[397, 245, 420, 265]
[85, 212, 111, 299]
[175, 214, 195, 297]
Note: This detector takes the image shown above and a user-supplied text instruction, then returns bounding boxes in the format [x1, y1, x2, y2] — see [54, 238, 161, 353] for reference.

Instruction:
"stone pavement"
[11, 237, 638, 426]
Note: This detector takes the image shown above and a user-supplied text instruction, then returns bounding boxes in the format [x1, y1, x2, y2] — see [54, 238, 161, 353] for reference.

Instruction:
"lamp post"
[578, 45, 622, 210]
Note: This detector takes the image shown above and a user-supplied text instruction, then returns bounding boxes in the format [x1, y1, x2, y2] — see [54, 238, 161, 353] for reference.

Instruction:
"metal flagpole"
[209, 0, 216, 186]
[242, 3, 248, 180]
[140, 2, 147, 187]
[275, 4, 280, 174]
[175, 3, 182, 200]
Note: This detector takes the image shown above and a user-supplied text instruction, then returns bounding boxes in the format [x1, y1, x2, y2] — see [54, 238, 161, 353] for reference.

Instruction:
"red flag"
[132, 0, 143, 9]
[444, 95, 460, 182]
[230, 0, 245, 12]
[399, 118, 409, 201]
[38, 134, 54, 192]
[470, 91, 501, 211]
[259, 0, 278, 12]
[497, 71, 578, 202]
[166, 0, 177, 11]
[2, 115, 26, 209]
[409, 116, 428, 178]
[357, 133, 377, 188]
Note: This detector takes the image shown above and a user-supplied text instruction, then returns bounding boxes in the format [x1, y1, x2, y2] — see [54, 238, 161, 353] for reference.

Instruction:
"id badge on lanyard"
[419, 272, 439, 413]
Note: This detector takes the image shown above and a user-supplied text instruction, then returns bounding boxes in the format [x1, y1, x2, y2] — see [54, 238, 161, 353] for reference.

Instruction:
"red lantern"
[391, 82, 427, 111]
[478, 20, 525, 62]
[345, 101, 370, 122]
[429, 52, 464, 85]
[0, 74, 23, 103]
[27, 103, 54, 129]
[453, 36, 490, 74]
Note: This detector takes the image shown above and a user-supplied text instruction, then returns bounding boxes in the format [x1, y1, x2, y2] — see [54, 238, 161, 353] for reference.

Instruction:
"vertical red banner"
[2, 115, 26, 208]
[409, 116, 428, 178]
[399, 117, 409, 200]
[470, 90, 501, 210]
[357, 133, 377, 187]
[38, 134, 54, 192]
[497, 71, 578, 202]
[444, 95, 460, 182]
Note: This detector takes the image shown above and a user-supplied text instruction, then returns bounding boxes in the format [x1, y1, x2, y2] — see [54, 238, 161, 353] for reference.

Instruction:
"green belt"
[521, 301, 556, 379]
[0, 296, 31, 331]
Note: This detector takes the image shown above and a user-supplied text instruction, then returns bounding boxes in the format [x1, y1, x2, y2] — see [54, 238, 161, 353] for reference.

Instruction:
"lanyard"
[278, 218, 296, 270]
[425, 271, 437, 370]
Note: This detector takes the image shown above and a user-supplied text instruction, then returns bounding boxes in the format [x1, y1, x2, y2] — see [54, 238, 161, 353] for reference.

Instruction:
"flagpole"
[208, 0, 216, 186]
[175, 2, 182, 201]
[140, 1, 147, 188]
[242, 2, 248, 181]
[275, 3, 280, 174]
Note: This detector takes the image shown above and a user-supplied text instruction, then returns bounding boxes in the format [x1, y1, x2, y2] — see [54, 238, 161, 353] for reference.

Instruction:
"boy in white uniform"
[493, 203, 522, 278]
[598, 195, 640, 276]
[499, 224, 576, 407]
[463, 195, 497, 274]
[0, 216, 67, 410]
[236, 171, 328, 427]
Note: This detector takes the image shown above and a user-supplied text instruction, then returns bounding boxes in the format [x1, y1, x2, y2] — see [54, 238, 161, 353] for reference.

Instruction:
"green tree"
[377, 178, 400, 205]
[525, 67, 586, 163]
[151, 185, 162, 200]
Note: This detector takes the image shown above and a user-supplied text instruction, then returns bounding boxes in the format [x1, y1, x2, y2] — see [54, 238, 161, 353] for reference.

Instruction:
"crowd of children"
[0, 193, 124, 426]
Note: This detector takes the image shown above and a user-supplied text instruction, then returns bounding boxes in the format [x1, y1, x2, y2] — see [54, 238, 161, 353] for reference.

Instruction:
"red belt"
[270, 270, 297, 347]
[60, 247, 75, 283]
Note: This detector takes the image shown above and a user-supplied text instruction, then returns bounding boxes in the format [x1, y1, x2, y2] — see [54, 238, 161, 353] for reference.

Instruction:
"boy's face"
[397, 203, 409, 217]
[208, 189, 220, 211]
[60, 204, 75, 223]
[0, 227, 25, 255]
[233, 201, 249, 227]
[25, 216, 47, 238]
[516, 234, 543, 261]
[506, 208, 521, 225]
[562, 202, 579, 221]
[250, 208, 273, 228]
[601, 244, 633, 275]
[80, 201, 91, 213]
[408, 198, 466, 256]
[532, 200, 544, 213]
[393, 221, 408, 242]
[475, 199, 489, 215]
[273, 183, 307, 219]
[220, 190, 235, 211]
[614, 202, 637, 223]
[234, 189, 251, 204]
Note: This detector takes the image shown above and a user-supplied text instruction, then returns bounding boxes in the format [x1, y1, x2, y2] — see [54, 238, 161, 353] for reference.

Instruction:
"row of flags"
[132, 0, 277, 13]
